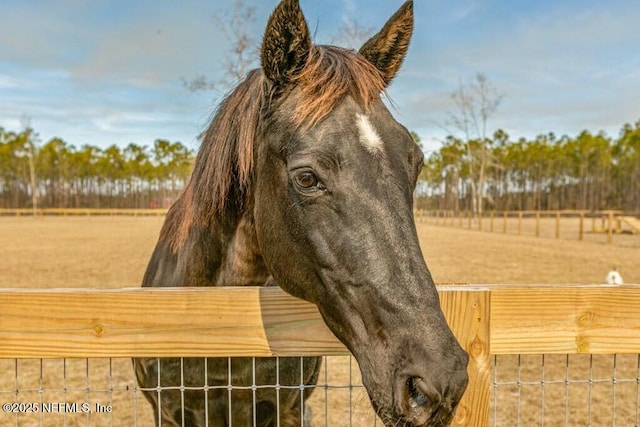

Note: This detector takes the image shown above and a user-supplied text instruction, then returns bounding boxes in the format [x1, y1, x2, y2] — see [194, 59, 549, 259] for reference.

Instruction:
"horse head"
[252, 1, 469, 425]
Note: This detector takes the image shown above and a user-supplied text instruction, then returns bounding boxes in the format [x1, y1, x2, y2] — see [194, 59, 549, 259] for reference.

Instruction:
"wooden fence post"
[503, 211, 507, 234]
[440, 287, 491, 427]
[579, 212, 584, 241]
[517, 212, 522, 235]
[608, 211, 614, 244]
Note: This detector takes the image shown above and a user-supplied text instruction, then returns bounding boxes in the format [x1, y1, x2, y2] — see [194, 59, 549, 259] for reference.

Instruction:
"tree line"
[0, 126, 193, 209]
[419, 120, 640, 213]
[2, 119, 639, 212]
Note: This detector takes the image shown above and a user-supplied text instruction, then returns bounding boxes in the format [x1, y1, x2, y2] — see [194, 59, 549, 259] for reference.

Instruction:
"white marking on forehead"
[356, 113, 383, 154]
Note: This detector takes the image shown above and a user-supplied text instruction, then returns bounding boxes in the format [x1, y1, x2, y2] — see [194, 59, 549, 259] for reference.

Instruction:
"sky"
[1, 0, 639, 154]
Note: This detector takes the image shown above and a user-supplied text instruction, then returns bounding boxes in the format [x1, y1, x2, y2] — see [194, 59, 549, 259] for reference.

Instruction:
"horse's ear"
[359, 0, 413, 86]
[261, 0, 312, 87]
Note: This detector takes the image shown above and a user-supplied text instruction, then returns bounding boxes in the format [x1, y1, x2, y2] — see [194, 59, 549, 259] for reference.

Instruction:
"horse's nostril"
[397, 375, 442, 425]
[407, 376, 428, 408]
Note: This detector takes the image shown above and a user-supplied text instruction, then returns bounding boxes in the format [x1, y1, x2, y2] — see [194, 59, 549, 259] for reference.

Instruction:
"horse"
[133, 0, 468, 426]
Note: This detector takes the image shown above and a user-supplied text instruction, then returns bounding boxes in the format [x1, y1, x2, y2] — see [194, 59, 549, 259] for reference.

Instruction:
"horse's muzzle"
[392, 352, 469, 426]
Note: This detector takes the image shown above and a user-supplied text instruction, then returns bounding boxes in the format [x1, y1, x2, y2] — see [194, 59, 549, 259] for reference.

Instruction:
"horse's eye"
[295, 171, 319, 189]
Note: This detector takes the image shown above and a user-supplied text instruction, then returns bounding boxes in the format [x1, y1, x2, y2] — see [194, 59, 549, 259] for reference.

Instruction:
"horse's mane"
[163, 45, 386, 251]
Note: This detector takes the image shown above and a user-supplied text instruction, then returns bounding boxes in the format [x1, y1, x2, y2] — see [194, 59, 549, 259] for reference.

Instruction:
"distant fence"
[0, 285, 639, 426]
[416, 209, 640, 245]
[4, 208, 638, 245]
[0, 208, 167, 217]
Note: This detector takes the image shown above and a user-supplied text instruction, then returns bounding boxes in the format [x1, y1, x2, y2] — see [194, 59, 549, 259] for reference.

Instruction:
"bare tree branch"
[183, 0, 258, 93]
[446, 73, 503, 215]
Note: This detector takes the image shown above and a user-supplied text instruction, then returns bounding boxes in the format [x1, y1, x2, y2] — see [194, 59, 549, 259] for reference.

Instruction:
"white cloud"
[0, 75, 26, 90]
[447, 0, 477, 22]
[0, 1, 237, 89]
[392, 1, 640, 145]
[2, 0, 639, 153]
[73, 19, 219, 85]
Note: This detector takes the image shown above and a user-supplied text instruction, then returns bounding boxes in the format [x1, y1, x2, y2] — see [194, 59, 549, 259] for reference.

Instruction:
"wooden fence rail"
[0, 285, 639, 426]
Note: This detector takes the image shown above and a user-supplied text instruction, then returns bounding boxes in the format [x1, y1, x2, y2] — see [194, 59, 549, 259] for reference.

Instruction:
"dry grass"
[0, 216, 163, 288]
[0, 215, 638, 426]
[417, 217, 640, 285]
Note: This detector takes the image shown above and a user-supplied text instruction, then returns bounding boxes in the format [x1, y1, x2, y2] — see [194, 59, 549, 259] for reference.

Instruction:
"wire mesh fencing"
[492, 354, 640, 427]
[0, 356, 380, 427]
[2, 354, 640, 426]
[0, 355, 640, 427]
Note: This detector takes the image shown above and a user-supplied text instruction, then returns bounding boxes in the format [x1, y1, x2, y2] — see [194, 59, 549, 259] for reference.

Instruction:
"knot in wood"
[93, 324, 104, 336]
[468, 335, 485, 358]
[577, 311, 594, 326]
[576, 336, 589, 353]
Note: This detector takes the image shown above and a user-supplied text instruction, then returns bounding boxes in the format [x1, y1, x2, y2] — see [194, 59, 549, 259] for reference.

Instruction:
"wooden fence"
[0, 208, 167, 216]
[1, 284, 639, 426]
[416, 209, 640, 244]
[3, 208, 638, 244]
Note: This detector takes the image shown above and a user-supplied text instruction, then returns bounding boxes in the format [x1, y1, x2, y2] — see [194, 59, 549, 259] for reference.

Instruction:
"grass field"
[1, 215, 638, 288]
[0, 216, 638, 426]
